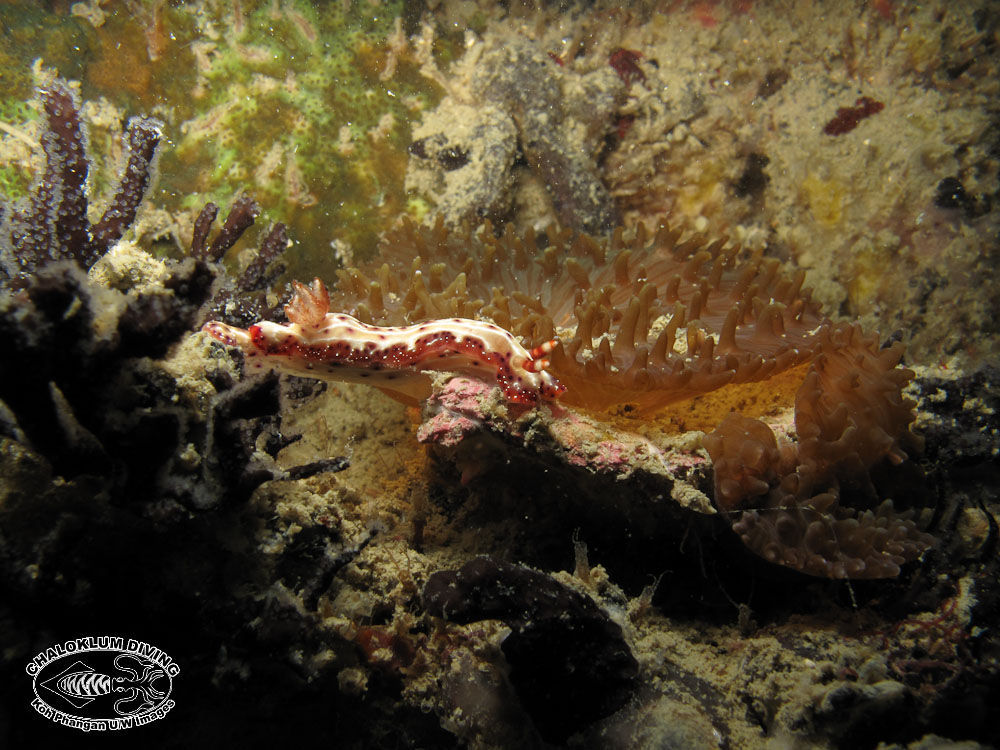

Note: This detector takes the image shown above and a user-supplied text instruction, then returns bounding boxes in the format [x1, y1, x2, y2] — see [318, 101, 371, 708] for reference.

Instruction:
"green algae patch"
[159, 0, 442, 280]
[0, 98, 39, 202]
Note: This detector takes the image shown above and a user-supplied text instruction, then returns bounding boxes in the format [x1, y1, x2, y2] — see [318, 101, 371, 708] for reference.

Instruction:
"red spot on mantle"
[249, 324, 266, 349]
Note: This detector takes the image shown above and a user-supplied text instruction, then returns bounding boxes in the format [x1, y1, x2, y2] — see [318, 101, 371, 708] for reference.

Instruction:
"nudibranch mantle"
[202, 278, 566, 407]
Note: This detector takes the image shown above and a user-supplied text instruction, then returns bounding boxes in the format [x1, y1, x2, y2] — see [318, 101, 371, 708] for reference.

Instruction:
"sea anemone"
[334, 217, 824, 416]
[327, 216, 935, 578]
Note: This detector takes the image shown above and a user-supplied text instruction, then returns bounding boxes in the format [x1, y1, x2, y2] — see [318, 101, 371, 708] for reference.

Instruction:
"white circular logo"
[26, 636, 178, 731]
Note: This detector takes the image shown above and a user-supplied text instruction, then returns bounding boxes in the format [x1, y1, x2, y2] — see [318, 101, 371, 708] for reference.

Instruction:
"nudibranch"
[202, 278, 565, 407]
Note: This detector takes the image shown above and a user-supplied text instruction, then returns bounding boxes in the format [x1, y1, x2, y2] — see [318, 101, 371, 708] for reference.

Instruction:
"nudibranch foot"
[202, 278, 566, 407]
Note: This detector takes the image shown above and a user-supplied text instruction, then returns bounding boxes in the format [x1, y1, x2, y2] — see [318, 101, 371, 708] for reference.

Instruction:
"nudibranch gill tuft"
[202, 278, 566, 407]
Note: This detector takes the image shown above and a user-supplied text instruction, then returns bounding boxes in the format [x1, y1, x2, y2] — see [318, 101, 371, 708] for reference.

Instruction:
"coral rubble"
[406, 34, 624, 233]
[425, 556, 639, 743]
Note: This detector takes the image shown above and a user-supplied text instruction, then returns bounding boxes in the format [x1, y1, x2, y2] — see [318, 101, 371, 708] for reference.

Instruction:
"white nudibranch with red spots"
[202, 278, 566, 406]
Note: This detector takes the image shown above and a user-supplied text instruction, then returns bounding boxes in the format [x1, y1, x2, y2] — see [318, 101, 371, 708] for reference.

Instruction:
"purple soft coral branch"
[1, 80, 164, 278]
[188, 195, 262, 264]
[238, 222, 287, 291]
[190, 202, 220, 259]
[22, 80, 92, 269]
[206, 194, 260, 261]
[91, 115, 164, 253]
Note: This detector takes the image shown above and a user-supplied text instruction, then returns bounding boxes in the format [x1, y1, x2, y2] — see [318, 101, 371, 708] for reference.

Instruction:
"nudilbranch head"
[202, 321, 252, 350]
[202, 320, 303, 357]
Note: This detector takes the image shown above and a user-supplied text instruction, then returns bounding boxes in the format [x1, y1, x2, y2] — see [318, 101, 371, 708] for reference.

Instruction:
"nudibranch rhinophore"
[202, 278, 566, 407]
